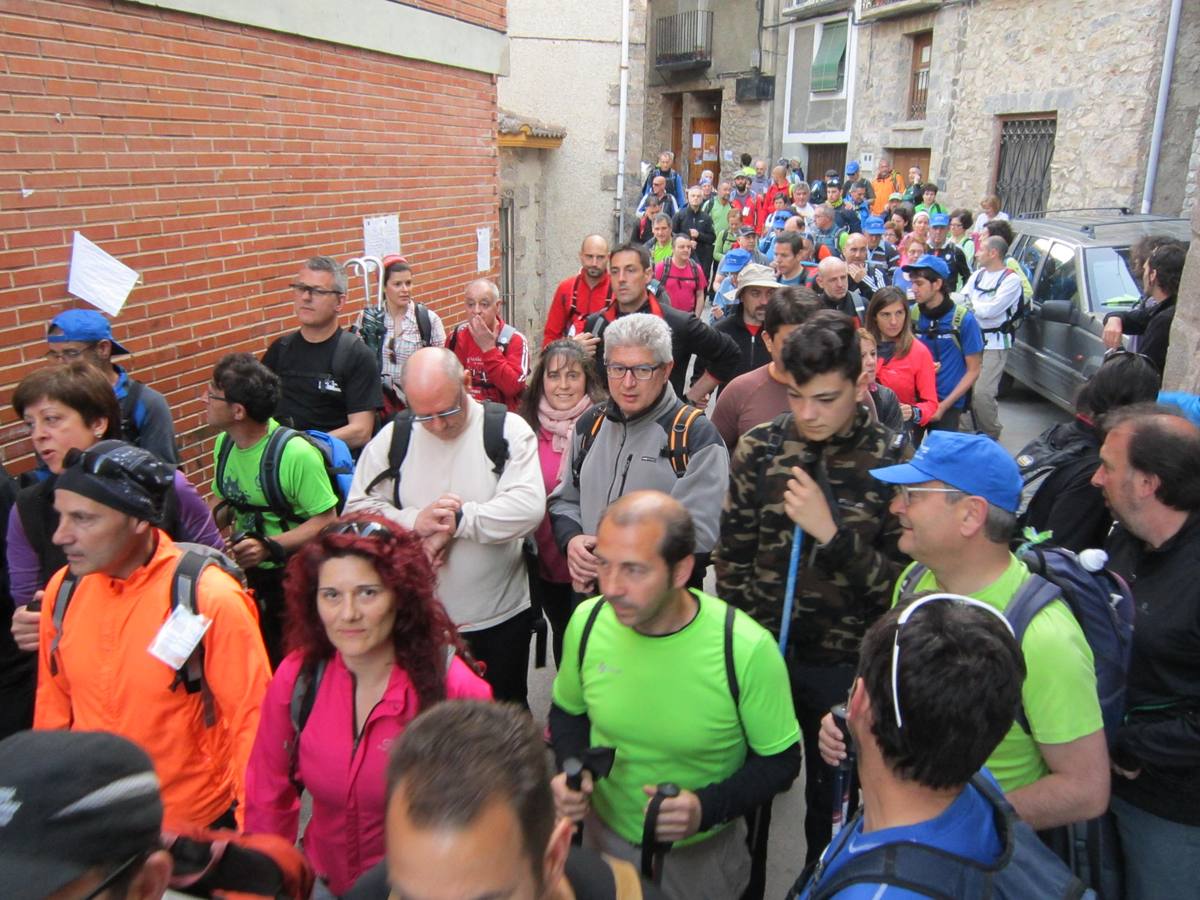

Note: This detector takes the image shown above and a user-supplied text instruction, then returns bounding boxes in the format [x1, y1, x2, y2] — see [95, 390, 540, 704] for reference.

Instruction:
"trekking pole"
[562, 746, 616, 847]
[641, 782, 680, 886]
[345, 256, 386, 362]
[829, 703, 855, 838]
[778, 525, 804, 655]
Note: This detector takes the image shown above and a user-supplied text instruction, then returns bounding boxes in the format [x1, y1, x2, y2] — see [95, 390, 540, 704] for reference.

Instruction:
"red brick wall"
[0, 0, 500, 483]
[406, 0, 506, 31]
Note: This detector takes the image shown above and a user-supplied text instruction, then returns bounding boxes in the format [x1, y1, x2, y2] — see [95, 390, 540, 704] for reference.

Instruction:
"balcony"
[858, 0, 943, 21]
[782, 0, 852, 18]
[653, 10, 713, 72]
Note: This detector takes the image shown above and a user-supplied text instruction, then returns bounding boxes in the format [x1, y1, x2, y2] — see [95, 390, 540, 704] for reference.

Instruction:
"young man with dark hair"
[262, 255, 382, 451]
[716, 310, 909, 863]
[796, 596, 1080, 898]
[927, 212, 972, 292]
[914, 182, 946, 216]
[345, 701, 667, 900]
[1102, 240, 1186, 374]
[773, 231, 808, 286]
[551, 491, 801, 900]
[1092, 404, 1200, 899]
[907, 254, 983, 432]
[45, 309, 179, 464]
[208, 352, 339, 664]
[711, 286, 821, 449]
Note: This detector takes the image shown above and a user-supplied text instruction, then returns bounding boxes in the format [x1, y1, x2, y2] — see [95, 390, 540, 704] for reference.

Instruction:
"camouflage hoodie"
[714, 406, 909, 666]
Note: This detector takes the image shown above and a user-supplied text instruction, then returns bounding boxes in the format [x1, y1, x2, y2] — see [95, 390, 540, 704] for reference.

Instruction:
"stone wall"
[1163, 183, 1200, 392]
[1147, 1, 1200, 217]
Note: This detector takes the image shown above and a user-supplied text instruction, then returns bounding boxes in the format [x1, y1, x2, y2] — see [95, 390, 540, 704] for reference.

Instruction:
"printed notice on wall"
[476, 227, 491, 272]
[67, 232, 140, 316]
[363, 214, 401, 260]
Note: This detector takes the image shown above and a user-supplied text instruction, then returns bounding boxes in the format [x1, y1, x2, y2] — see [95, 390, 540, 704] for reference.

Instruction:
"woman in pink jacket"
[244, 515, 492, 896]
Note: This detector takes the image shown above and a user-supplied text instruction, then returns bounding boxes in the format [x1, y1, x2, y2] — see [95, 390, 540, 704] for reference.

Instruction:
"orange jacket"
[35, 533, 271, 829]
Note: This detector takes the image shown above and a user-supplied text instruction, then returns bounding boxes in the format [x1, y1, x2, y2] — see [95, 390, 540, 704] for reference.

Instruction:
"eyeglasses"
[891, 593, 1015, 729]
[606, 363, 663, 381]
[290, 283, 342, 299]
[411, 405, 462, 423]
[324, 520, 394, 540]
[207, 392, 232, 403]
[895, 485, 963, 505]
[43, 346, 92, 362]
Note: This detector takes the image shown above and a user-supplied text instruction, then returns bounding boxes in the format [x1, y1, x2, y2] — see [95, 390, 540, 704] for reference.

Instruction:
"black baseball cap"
[0, 730, 164, 899]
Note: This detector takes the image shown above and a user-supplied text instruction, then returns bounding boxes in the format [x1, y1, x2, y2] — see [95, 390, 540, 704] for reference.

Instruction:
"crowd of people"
[0, 148, 1197, 900]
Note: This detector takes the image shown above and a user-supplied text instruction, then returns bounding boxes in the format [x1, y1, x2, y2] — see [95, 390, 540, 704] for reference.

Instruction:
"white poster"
[67, 232, 139, 316]
[476, 227, 491, 272]
[363, 214, 401, 259]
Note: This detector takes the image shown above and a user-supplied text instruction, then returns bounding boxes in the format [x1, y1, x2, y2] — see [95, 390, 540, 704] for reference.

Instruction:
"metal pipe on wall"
[615, 0, 632, 242]
[1142, 0, 1182, 214]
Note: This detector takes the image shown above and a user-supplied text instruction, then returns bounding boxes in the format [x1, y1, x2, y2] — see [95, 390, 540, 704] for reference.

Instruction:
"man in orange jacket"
[34, 441, 271, 830]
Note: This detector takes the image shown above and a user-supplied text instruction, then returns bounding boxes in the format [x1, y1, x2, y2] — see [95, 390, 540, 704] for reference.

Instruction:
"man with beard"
[544, 235, 612, 347]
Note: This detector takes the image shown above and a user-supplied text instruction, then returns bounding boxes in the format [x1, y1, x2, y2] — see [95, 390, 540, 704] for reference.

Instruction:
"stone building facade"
[498, 0, 648, 344]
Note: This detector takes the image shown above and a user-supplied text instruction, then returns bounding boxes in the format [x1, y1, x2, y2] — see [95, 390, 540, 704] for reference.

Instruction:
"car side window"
[1016, 236, 1048, 292]
[1033, 242, 1080, 307]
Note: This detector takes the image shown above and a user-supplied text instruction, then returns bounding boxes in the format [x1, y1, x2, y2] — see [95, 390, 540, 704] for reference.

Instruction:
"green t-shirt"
[553, 591, 800, 846]
[651, 243, 673, 266]
[893, 556, 1102, 791]
[212, 419, 339, 564]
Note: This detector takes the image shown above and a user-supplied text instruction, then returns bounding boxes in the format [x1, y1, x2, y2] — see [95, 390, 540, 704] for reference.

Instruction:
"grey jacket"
[548, 386, 729, 553]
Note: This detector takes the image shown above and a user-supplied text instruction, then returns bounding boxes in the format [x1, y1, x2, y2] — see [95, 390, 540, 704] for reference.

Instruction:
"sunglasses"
[890, 593, 1014, 729]
[323, 520, 394, 541]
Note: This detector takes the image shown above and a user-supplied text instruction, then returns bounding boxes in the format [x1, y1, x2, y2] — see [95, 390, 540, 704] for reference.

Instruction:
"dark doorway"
[995, 116, 1057, 216]
[806, 143, 846, 182]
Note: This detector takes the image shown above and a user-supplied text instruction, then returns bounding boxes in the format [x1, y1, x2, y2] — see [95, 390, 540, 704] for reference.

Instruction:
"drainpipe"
[615, 0, 632, 241]
[1141, 0, 1181, 214]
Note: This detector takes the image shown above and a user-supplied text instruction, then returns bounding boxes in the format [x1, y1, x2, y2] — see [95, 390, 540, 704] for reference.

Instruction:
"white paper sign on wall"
[67, 232, 139, 316]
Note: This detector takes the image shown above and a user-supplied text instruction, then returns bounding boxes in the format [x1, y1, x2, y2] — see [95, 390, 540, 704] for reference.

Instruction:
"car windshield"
[1086, 247, 1142, 312]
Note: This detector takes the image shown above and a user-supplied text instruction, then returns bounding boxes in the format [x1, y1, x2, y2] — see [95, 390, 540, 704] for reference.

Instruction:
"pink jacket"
[244, 650, 492, 894]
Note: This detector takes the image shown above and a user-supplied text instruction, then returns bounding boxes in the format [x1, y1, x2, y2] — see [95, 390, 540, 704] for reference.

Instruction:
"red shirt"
[876, 339, 939, 423]
[449, 318, 529, 410]
[543, 271, 612, 344]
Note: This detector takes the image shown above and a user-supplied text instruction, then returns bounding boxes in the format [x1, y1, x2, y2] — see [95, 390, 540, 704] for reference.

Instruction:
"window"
[995, 117, 1057, 217]
[811, 20, 848, 93]
[1015, 236, 1047, 289]
[1033, 242, 1079, 308]
[909, 32, 932, 120]
[1085, 247, 1142, 314]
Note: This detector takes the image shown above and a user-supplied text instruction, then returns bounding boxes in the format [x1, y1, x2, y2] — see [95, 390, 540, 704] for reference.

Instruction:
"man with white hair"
[448, 278, 529, 411]
[549, 313, 730, 593]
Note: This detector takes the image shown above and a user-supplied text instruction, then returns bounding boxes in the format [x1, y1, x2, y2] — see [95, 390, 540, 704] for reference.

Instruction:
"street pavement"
[525, 382, 1070, 896]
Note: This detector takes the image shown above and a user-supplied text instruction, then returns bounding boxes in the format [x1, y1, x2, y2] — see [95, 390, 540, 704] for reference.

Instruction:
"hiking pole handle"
[779, 525, 804, 655]
[563, 758, 586, 846]
[641, 782, 681, 884]
[830, 703, 854, 837]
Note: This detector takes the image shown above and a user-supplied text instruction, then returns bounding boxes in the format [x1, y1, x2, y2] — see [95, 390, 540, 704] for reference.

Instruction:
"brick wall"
[408, 0, 506, 31]
[0, 0, 500, 483]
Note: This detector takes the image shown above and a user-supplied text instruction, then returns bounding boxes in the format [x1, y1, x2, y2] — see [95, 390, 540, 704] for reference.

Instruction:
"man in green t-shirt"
[549, 491, 800, 900]
[207, 353, 338, 663]
[819, 431, 1110, 833]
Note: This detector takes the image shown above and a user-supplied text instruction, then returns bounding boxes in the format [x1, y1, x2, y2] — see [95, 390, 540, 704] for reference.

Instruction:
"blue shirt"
[916, 303, 984, 409]
[800, 772, 1004, 899]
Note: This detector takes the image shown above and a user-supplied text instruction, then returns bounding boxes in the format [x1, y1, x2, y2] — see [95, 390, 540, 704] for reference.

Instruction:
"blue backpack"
[215, 427, 353, 527]
[900, 543, 1135, 747]
[792, 774, 1093, 899]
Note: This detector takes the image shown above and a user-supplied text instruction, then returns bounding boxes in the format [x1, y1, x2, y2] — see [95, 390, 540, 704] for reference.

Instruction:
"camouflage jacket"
[714, 406, 910, 666]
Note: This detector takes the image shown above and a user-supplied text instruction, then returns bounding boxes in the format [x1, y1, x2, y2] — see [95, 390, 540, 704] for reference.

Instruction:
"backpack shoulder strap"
[447, 325, 460, 353]
[576, 598, 607, 681]
[168, 550, 219, 727]
[363, 412, 414, 503]
[415, 303, 433, 347]
[47, 571, 81, 676]
[120, 380, 146, 439]
[330, 329, 360, 382]
[1003, 572, 1060, 644]
[663, 403, 703, 478]
[496, 323, 516, 353]
[15, 486, 46, 561]
[897, 562, 930, 603]
[724, 602, 740, 706]
[287, 656, 329, 794]
[214, 432, 235, 497]
[481, 401, 510, 476]
[753, 416, 789, 506]
[571, 404, 608, 489]
[259, 426, 300, 522]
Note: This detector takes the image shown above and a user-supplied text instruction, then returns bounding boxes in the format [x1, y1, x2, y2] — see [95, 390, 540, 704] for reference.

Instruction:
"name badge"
[148, 605, 212, 670]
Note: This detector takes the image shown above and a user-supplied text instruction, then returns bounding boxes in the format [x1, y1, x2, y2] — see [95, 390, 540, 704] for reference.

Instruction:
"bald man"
[814, 257, 862, 325]
[544, 235, 613, 348]
[346, 347, 546, 706]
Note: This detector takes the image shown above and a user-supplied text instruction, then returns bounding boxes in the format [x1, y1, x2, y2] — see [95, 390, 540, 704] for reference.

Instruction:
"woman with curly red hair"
[243, 514, 492, 896]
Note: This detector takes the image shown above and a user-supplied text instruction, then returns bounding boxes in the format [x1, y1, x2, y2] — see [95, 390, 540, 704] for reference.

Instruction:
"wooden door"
[670, 95, 684, 178]
[806, 144, 846, 183]
[688, 116, 720, 186]
[888, 148, 931, 188]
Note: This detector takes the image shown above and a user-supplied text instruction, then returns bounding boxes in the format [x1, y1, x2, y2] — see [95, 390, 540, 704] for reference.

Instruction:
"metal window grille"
[995, 118, 1057, 217]
[908, 33, 931, 119]
[654, 10, 713, 71]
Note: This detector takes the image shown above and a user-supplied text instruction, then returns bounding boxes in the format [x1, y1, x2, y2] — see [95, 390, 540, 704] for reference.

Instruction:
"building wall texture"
[0, 0, 502, 478]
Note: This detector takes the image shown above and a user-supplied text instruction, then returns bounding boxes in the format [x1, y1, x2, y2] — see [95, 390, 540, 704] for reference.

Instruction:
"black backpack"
[1014, 422, 1098, 520]
[118, 380, 145, 445]
[791, 774, 1092, 899]
[46, 545, 244, 728]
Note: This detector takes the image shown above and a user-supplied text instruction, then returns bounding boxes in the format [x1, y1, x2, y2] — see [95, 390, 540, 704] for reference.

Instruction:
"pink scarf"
[538, 393, 593, 455]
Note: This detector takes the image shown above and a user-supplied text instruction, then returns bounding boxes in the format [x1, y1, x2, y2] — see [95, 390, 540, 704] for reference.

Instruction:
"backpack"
[791, 773, 1093, 900]
[118, 379, 145, 445]
[1015, 423, 1098, 519]
[898, 543, 1135, 748]
[214, 427, 353, 528]
[653, 259, 702, 294]
[363, 400, 509, 508]
[47, 545, 245, 728]
[164, 826, 315, 899]
[569, 402, 705, 490]
[966, 267, 1025, 334]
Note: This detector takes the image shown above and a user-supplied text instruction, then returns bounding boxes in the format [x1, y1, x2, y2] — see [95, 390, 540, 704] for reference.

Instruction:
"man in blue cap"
[906, 254, 983, 433]
[928, 212, 972, 292]
[819, 430, 1110, 836]
[45, 309, 179, 464]
[710, 246, 751, 321]
[862, 215, 899, 284]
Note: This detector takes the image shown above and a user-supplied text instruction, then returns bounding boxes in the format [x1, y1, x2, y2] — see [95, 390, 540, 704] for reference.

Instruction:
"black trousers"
[246, 566, 287, 669]
[464, 608, 532, 708]
[537, 577, 577, 669]
[789, 661, 858, 865]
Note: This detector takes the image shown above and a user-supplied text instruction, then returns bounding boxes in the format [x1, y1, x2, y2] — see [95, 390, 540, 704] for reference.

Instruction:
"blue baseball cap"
[718, 248, 752, 274]
[900, 253, 951, 281]
[846, 160, 860, 175]
[930, 212, 951, 227]
[47, 309, 129, 355]
[863, 216, 886, 235]
[772, 210, 791, 229]
[871, 431, 1022, 512]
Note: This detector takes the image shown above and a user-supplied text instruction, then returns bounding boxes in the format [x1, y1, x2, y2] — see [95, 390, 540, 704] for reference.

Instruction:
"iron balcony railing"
[909, 66, 929, 119]
[654, 10, 713, 71]
[859, 0, 943, 20]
